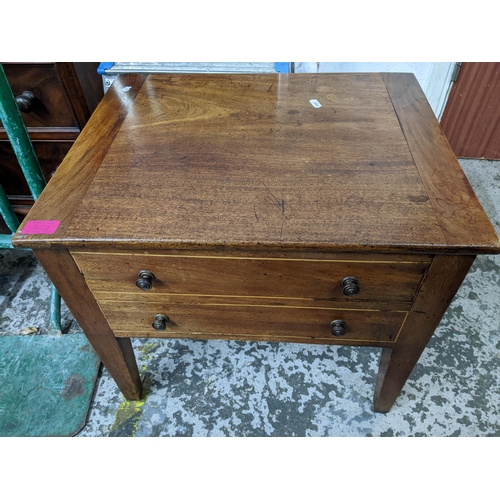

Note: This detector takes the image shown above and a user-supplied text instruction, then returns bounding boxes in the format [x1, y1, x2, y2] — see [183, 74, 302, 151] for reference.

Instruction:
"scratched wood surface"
[62, 73, 443, 250]
[12, 74, 147, 248]
[382, 73, 500, 249]
[14, 73, 499, 254]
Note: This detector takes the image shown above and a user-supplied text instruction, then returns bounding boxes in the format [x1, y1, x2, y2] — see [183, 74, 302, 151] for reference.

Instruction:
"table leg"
[34, 248, 143, 400]
[373, 254, 475, 412]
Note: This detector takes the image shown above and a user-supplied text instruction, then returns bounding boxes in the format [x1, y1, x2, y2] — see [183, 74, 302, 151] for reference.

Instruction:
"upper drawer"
[73, 252, 429, 303]
[1, 63, 79, 129]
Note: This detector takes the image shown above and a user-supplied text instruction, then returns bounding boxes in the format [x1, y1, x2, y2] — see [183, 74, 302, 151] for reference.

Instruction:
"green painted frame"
[0, 63, 61, 334]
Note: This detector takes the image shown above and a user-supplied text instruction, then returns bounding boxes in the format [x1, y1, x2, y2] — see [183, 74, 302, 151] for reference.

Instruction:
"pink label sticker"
[21, 220, 61, 234]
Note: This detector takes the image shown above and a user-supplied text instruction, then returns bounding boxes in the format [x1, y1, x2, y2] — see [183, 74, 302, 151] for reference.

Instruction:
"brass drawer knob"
[152, 314, 169, 330]
[342, 276, 360, 296]
[15, 91, 36, 113]
[135, 270, 155, 290]
[331, 320, 347, 337]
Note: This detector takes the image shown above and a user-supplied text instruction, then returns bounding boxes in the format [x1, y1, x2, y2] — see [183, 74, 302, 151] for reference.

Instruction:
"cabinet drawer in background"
[73, 252, 429, 303]
[99, 300, 406, 343]
[0, 141, 73, 199]
[1, 63, 79, 129]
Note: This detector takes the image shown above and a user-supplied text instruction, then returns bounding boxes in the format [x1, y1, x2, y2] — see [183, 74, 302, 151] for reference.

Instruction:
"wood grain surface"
[100, 300, 405, 343]
[373, 254, 475, 412]
[34, 248, 143, 400]
[13, 73, 499, 254]
[55, 62, 94, 128]
[382, 73, 500, 250]
[1, 63, 78, 128]
[1, 62, 103, 212]
[72, 252, 428, 303]
[90, 291, 414, 313]
[72, 248, 433, 261]
[12, 74, 147, 248]
[61, 73, 446, 252]
[0, 141, 72, 197]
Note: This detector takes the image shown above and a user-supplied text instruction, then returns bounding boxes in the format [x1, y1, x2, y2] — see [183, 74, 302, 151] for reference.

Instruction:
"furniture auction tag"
[21, 220, 61, 234]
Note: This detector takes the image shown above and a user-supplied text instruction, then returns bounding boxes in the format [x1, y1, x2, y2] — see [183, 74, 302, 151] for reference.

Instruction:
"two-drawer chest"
[13, 72, 500, 412]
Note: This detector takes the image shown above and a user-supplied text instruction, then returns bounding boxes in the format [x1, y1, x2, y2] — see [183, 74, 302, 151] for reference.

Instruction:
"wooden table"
[13, 73, 500, 412]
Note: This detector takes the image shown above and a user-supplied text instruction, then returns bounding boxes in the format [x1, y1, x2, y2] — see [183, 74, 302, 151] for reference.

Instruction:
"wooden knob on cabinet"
[135, 270, 155, 290]
[152, 314, 169, 330]
[15, 91, 36, 113]
[341, 276, 360, 296]
[331, 320, 347, 337]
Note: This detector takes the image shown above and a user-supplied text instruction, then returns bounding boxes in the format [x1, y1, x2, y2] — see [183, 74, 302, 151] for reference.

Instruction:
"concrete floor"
[1, 159, 499, 436]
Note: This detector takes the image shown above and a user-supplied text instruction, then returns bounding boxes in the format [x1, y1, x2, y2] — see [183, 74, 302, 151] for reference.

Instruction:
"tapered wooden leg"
[34, 248, 143, 400]
[373, 254, 476, 412]
[374, 346, 423, 412]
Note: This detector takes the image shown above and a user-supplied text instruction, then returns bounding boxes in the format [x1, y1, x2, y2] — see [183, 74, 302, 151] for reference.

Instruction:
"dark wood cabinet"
[0, 62, 103, 214]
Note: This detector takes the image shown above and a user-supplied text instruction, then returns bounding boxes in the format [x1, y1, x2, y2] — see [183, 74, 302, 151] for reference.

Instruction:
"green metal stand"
[0, 184, 18, 248]
[0, 63, 61, 334]
[0, 64, 101, 436]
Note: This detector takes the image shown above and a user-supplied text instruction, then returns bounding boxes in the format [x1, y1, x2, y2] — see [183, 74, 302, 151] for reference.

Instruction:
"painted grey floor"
[1, 159, 499, 436]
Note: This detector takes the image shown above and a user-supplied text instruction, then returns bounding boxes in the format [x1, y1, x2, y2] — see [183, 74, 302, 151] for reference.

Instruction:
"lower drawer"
[99, 300, 406, 343]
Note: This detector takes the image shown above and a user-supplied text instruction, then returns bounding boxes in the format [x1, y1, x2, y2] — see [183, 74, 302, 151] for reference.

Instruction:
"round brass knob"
[15, 91, 36, 113]
[135, 270, 155, 290]
[341, 276, 359, 296]
[331, 320, 347, 337]
[152, 314, 169, 330]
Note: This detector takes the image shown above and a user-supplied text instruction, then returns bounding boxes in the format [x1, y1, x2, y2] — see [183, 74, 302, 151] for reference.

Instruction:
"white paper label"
[309, 99, 322, 108]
